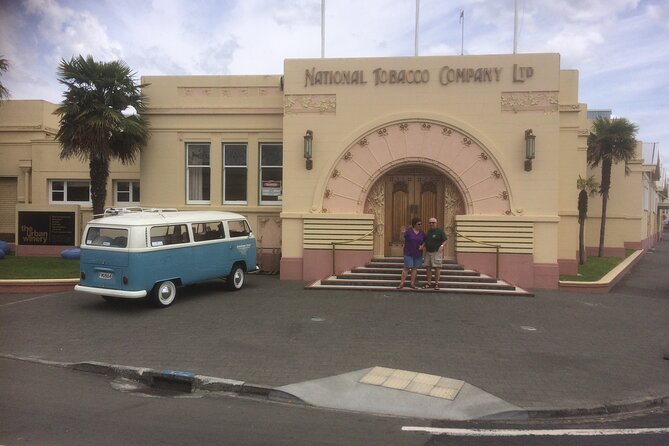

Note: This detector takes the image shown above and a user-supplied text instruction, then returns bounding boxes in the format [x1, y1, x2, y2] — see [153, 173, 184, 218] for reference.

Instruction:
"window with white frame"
[187, 143, 211, 203]
[114, 180, 140, 206]
[50, 180, 91, 204]
[223, 143, 247, 204]
[259, 143, 282, 205]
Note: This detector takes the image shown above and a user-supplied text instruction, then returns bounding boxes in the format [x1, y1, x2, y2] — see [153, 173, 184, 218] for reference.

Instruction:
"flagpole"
[321, 0, 325, 58]
[460, 10, 464, 55]
[415, 0, 420, 56]
[513, 0, 518, 53]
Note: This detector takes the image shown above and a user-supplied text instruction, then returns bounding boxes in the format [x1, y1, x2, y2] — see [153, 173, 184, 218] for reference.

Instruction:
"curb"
[0, 278, 78, 294]
[2, 354, 665, 420]
[526, 396, 669, 419]
[1, 354, 301, 405]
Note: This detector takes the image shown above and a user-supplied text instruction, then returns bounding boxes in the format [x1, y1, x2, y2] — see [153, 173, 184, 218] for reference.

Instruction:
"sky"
[1, 0, 668, 164]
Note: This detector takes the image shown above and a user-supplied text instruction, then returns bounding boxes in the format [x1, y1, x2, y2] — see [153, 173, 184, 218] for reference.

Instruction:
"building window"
[223, 143, 247, 204]
[187, 143, 211, 203]
[259, 143, 282, 205]
[115, 180, 140, 206]
[50, 180, 91, 204]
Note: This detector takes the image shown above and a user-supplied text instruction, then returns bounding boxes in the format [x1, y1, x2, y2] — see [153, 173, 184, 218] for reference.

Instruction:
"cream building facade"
[0, 53, 665, 289]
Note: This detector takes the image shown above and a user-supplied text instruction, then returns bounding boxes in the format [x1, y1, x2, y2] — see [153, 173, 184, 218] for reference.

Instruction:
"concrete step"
[307, 279, 533, 296]
[306, 257, 533, 297]
[319, 277, 518, 291]
[337, 272, 499, 284]
[352, 266, 475, 275]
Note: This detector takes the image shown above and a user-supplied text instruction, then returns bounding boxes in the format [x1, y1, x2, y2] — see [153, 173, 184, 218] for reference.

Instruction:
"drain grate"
[359, 366, 464, 400]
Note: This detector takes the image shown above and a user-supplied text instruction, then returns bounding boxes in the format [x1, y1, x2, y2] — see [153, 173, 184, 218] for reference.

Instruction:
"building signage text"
[18, 211, 75, 246]
[304, 64, 533, 87]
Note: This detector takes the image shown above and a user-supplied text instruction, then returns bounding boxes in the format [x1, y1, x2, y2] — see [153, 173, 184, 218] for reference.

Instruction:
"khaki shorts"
[423, 251, 443, 268]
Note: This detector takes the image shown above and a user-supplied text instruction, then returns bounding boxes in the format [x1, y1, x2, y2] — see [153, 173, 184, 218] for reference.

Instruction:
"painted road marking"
[0, 294, 56, 308]
[402, 426, 669, 436]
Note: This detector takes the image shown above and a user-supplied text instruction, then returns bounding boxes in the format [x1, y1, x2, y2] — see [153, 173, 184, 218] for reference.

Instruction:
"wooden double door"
[384, 169, 445, 256]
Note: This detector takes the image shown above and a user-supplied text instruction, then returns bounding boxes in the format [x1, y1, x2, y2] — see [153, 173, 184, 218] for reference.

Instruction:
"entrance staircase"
[307, 257, 533, 296]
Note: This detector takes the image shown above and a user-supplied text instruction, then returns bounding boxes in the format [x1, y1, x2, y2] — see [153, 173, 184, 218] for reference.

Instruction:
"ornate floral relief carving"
[283, 94, 336, 114]
[377, 128, 388, 137]
[444, 183, 462, 215]
[365, 181, 386, 249]
[358, 138, 369, 147]
[399, 123, 409, 132]
[442, 127, 453, 136]
[501, 91, 559, 113]
[258, 217, 283, 229]
[180, 86, 281, 98]
[443, 183, 464, 257]
[479, 152, 488, 161]
[421, 123, 432, 131]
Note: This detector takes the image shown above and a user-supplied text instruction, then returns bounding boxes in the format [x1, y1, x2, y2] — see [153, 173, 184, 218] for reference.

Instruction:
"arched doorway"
[364, 165, 465, 257]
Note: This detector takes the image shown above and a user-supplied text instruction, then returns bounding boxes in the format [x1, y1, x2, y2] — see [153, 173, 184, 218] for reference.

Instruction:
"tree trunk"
[89, 155, 110, 218]
[598, 159, 612, 257]
[578, 190, 587, 265]
[598, 194, 608, 257]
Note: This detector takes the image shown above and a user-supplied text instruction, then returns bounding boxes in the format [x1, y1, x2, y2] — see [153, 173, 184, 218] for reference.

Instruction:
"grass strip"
[0, 255, 80, 280]
[560, 249, 634, 282]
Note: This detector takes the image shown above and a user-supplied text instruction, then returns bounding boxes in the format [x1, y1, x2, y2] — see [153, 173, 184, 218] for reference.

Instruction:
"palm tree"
[586, 116, 638, 256]
[577, 175, 599, 265]
[0, 56, 10, 103]
[55, 55, 149, 217]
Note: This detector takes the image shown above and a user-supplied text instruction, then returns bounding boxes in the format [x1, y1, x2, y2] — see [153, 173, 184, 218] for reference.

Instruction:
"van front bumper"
[74, 285, 147, 299]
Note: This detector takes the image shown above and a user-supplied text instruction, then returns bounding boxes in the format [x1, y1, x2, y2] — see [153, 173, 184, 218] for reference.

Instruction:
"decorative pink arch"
[321, 120, 512, 215]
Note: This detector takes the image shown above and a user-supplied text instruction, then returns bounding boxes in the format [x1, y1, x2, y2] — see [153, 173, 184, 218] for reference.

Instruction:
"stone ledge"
[558, 249, 644, 293]
[0, 278, 78, 294]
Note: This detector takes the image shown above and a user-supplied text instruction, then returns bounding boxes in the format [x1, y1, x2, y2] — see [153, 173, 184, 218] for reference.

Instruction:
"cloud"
[0, 0, 666, 159]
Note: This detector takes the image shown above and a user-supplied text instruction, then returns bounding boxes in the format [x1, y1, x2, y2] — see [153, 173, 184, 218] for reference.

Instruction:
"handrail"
[456, 231, 501, 279]
[331, 226, 377, 275]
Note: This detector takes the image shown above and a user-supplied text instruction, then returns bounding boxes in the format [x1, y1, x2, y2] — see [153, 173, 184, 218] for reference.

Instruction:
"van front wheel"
[226, 265, 245, 291]
[151, 280, 177, 307]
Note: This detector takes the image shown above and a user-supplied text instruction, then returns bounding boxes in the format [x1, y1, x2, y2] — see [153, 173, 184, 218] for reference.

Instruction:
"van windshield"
[85, 227, 128, 248]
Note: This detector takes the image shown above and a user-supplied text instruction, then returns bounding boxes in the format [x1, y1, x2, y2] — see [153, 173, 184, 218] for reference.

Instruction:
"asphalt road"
[2, 358, 668, 446]
[1, 273, 668, 413]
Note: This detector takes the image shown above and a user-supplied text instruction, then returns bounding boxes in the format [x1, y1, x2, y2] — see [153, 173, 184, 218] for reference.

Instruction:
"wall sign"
[305, 64, 534, 87]
[18, 211, 75, 245]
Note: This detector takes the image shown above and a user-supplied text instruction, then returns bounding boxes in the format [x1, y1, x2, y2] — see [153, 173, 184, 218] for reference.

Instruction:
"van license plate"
[98, 272, 113, 280]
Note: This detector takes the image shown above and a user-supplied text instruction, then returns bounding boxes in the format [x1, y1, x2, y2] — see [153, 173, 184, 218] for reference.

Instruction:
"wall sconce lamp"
[304, 130, 313, 170]
[524, 129, 536, 172]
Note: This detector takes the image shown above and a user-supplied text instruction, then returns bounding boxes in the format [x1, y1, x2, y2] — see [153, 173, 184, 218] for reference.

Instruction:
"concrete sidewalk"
[1, 241, 668, 420]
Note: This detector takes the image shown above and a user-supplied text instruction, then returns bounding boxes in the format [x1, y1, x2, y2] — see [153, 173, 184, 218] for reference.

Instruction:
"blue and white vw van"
[74, 208, 257, 307]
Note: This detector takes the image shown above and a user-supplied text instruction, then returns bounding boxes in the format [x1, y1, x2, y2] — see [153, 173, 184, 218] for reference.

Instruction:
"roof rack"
[99, 207, 179, 217]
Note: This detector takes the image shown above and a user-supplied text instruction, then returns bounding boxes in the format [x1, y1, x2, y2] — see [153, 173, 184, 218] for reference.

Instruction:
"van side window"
[86, 227, 128, 248]
[150, 224, 189, 246]
[192, 221, 226, 242]
[228, 220, 251, 238]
